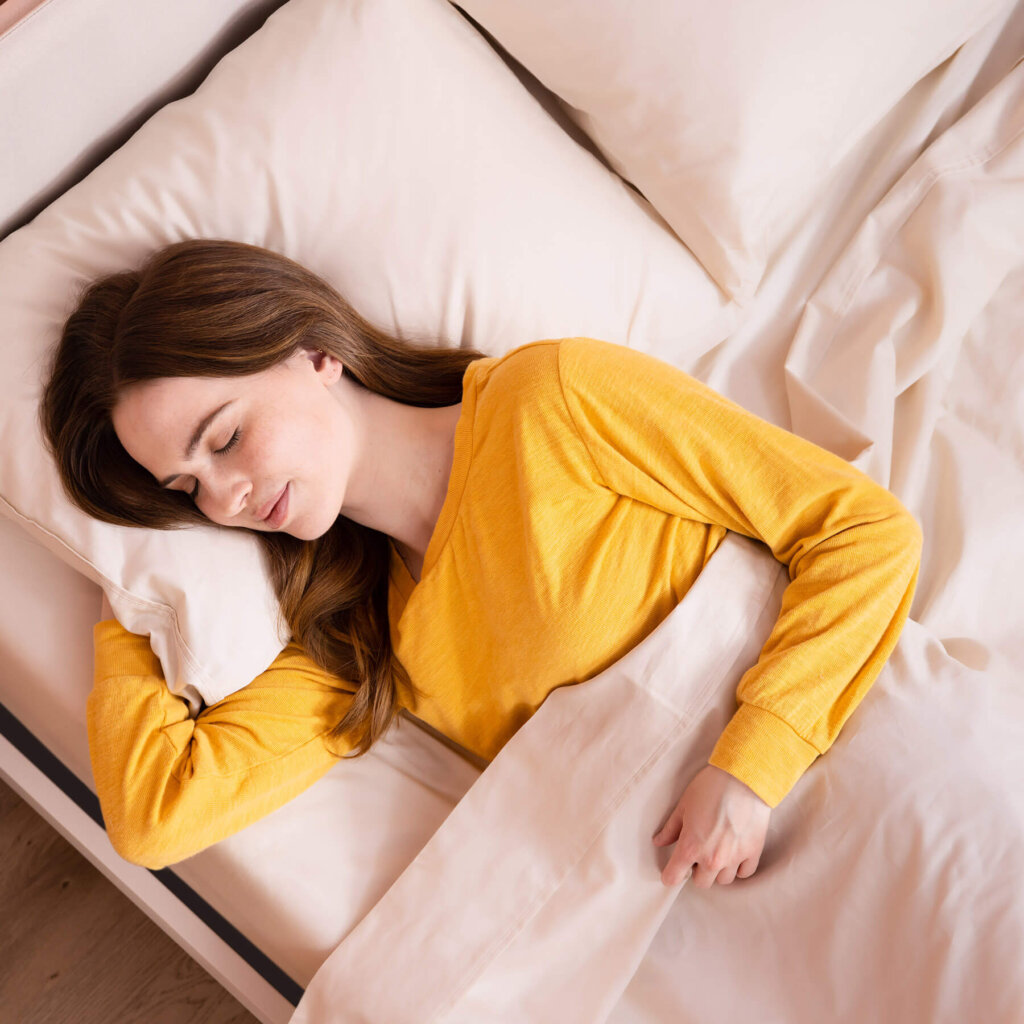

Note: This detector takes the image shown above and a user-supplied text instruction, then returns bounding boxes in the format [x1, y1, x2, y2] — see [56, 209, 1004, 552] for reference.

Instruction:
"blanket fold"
[292, 534, 787, 1022]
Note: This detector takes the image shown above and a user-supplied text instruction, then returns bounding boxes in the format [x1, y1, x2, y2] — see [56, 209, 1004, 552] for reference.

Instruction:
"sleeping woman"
[41, 238, 922, 884]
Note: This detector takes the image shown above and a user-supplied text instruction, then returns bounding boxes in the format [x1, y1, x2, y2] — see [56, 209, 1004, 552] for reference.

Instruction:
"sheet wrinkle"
[292, 536, 786, 1023]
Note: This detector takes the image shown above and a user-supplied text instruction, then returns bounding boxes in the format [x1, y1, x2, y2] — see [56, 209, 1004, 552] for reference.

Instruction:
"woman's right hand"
[100, 592, 115, 622]
[653, 763, 771, 887]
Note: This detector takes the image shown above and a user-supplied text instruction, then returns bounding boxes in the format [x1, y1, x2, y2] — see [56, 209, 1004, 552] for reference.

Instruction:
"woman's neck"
[336, 381, 461, 576]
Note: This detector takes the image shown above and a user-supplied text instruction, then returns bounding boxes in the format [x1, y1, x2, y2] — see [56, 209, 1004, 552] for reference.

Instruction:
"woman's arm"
[557, 338, 922, 885]
[90, 612, 356, 869]
[558, 337, 922, 804]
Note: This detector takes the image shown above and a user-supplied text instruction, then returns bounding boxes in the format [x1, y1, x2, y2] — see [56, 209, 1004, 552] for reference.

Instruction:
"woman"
[41, 239, 922, 884]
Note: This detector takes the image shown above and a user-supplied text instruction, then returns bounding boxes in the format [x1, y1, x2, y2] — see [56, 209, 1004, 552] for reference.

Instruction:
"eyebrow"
[158, 401, 234, 488]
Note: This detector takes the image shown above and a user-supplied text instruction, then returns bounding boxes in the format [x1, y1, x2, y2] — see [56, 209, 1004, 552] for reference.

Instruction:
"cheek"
[257, 388, 343, 499]
[250, 407, 317, 481]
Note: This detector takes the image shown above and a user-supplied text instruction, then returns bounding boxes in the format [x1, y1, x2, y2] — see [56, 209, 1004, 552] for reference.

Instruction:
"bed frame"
[1, 2, 297, 1019]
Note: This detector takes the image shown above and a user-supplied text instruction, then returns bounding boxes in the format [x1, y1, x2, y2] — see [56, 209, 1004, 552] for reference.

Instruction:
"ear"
[300, 345, 343, 385]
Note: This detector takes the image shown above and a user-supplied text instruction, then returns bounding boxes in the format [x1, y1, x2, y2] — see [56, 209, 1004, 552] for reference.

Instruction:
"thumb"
[652, 811, 683, 846]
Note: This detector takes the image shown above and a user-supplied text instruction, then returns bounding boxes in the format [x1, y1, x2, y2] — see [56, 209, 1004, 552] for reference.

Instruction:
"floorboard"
[0, 778, 260, 1024]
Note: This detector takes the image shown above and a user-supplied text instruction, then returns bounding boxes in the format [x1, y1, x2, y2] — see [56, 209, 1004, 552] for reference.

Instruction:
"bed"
[2, 0, 1023, 1020]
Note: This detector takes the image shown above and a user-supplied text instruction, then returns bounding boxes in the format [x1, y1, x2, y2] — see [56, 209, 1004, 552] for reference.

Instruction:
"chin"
[283, 522, 318, 542]
[287, 527, 323, 542]
[288, 511, 337, 542]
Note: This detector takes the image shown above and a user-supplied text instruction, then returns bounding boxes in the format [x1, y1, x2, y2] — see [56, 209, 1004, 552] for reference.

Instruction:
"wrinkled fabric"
[293, 54, 1024, 1024]
[293, 535, 788, 1022]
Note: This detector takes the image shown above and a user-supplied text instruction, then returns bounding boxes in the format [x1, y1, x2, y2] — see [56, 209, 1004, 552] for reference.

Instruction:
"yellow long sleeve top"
[90, 337, 922, 868]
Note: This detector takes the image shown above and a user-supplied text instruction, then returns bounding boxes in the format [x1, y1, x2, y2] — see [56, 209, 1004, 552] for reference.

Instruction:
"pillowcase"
[0, 0, 731, 709]
[0, 0, 288, 237]
[455, 0, 1007, 302]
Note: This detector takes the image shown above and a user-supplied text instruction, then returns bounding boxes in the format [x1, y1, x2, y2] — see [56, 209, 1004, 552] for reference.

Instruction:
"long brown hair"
[41, 238, 486, 754]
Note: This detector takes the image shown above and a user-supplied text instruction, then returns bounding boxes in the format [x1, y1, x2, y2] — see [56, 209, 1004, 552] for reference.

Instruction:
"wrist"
[705, 762, 770, 807]
[709, 702, 820, 807]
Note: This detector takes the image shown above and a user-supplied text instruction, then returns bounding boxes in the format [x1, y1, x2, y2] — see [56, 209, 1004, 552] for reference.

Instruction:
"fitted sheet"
[2, 1, 1022, 1018]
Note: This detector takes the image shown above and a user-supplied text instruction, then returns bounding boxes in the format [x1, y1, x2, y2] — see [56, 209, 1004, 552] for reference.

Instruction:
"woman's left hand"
[653, 763, 771, 888]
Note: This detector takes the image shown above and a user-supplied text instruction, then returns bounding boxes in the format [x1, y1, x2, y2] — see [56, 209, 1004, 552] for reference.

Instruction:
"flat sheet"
[297, 537, 1024, 1021]
[292, 534, 788, 1022]
[293, 50, 1024, 1024]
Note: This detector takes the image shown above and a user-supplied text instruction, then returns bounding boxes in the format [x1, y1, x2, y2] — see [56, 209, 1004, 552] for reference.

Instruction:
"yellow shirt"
[89, 338, 921, 868]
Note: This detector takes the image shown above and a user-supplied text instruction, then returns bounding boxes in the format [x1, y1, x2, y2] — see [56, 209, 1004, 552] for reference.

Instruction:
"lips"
[257, 484, 288, 525]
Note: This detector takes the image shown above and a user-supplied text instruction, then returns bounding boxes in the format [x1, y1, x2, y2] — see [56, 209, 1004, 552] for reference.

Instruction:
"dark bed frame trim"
[0, 700, 304, 1007]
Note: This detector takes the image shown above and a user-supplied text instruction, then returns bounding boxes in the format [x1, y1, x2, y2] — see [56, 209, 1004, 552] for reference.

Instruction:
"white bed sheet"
[294, 540, 1023, 1022]
[295, 34, 1024, 1022]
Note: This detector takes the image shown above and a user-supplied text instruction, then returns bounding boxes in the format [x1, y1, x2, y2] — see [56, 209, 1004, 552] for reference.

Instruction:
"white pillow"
[455, 0, 1006, 302]
[0, 0, 731, 709]
[0, 0, 287, 236]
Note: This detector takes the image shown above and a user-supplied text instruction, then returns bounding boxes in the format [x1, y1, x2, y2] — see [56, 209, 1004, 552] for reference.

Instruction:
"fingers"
[653, 765, 771, 889]
[689, 862, 714, 888]
[661, 843, 698, 886]
[651, 811, 683, 847]
[736, 855, 760, 879]
[659, 842, 761, 888]
[684, 853, 762, 888]
[689, 854, 732, 889]
[714, 864, 738, 886]
[664, 856, 733, 889]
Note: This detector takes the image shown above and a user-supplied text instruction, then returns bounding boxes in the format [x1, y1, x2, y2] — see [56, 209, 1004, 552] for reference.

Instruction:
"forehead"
[114, 354, 302, 429]
[115, 374, 238, 435]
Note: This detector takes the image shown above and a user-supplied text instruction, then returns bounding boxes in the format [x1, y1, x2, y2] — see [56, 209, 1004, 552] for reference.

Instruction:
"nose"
[202, 474, 253, 522]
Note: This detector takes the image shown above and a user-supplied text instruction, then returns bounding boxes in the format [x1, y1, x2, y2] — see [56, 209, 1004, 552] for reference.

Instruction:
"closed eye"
[187, 428, 242, 500]
[217, 428, 242, 456]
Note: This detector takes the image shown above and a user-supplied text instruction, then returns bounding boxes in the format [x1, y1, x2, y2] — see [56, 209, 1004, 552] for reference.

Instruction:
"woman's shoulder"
[466, 338, 662, 436]
[470, 336, 624, 399]
[470, 337, 560, 387]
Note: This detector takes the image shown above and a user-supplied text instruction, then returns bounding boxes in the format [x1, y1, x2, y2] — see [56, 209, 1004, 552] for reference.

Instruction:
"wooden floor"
[0, 778, 260, 1024]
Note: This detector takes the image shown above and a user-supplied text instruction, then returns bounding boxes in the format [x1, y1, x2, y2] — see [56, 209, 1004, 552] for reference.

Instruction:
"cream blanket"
[292, 534, 786, 1021]
[294, 534, 1022, 1022]
[292, 56, 1024, 1024]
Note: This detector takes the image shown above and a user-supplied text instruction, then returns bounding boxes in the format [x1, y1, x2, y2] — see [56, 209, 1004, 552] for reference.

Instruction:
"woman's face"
[111, 347, 353, 540]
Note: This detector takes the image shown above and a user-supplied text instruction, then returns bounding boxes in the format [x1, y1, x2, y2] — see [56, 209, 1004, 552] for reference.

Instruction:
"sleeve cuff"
[707, 701, 820, 808]
[94, 620, 163, 683]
